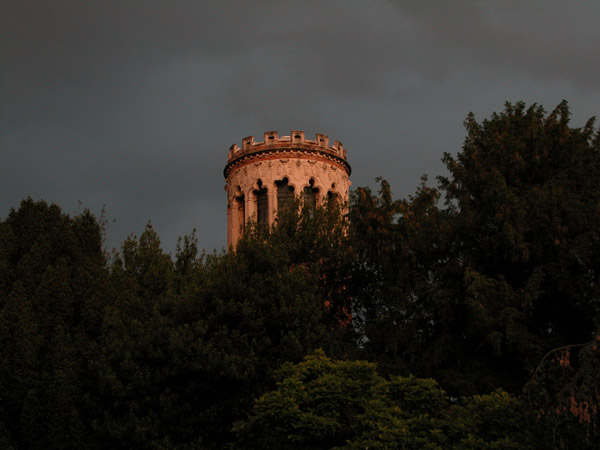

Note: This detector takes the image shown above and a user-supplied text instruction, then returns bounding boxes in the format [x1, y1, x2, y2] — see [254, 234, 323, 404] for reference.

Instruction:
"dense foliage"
[351, 101, 600, 389]
[1, 101, 598, 448]
[234, 351, 535, 449]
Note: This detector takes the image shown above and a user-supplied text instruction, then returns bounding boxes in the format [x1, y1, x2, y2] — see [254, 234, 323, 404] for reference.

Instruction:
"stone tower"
[224, 130, 352, 248]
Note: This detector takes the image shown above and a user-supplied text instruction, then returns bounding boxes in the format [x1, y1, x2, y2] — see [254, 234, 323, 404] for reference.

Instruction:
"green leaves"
[235, 353, 535, 450]
[234, 351, 383, 449]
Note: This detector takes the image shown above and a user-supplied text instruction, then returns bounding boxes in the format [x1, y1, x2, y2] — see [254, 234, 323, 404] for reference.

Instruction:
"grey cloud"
[390, 1, 600, 89]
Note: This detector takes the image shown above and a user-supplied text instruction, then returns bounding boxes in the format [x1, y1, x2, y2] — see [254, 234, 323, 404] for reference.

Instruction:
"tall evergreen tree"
[0, 199, 108, 449]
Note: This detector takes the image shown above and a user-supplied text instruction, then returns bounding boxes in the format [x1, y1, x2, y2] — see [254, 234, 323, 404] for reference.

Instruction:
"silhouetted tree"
[351, 101, 600, 397]
[0, 199, 108, 449]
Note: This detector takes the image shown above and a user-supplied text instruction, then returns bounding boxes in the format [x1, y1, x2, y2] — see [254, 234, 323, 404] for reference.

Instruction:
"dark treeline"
[1, 101, 599, 449]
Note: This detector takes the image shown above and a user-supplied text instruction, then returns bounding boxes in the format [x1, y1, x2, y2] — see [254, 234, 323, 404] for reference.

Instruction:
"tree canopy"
[351, 101, 600, 396]
[234, 351, 536, 450]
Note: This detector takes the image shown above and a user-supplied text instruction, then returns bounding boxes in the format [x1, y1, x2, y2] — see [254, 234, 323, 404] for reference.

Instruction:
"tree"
[234, 351, 535, 449]
[524, 337, 600, 449]
[90, 203, 352, 448]
[349, 177, 456, 377]
[0, 199, 108, 449]
[263, 197, 355, 330]
[439, 101, 600, 392]
[351, 101, 600, 395]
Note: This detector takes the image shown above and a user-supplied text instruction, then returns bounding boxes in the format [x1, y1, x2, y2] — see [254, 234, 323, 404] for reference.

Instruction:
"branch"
[528, 341, 592, 386]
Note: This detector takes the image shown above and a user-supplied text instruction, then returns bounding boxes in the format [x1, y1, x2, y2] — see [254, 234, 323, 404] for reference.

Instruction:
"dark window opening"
[276, 178, 295, 211]
[236, 195, 245, 233]
[327, 191, 339, 205]
[304, 179, 319, 211]
[255, 187, 268, 225]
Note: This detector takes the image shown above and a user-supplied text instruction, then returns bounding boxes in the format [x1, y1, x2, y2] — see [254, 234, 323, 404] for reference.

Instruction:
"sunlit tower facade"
[224, 130, 352, 248]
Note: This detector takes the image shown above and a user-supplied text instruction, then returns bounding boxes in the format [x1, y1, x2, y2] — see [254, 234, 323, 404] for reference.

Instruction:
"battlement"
[227, 130, 348, 163]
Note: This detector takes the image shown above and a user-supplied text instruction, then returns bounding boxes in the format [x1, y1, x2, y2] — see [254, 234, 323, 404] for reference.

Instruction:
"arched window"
[303, 179, 319, 211]
[235, 194, 245, 233]
[327, 183, 339, 206]
[327, 190, 339, 205]
[254, 181, 268, 225]
[276, 178, 295, 211]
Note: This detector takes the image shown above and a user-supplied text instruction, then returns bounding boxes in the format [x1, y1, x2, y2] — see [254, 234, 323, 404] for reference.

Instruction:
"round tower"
[224, 130, 352, 248]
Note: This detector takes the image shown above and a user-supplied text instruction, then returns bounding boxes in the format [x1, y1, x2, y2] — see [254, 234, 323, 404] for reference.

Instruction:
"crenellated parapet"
[224, 130, 352, 248]
[225, 131, 351, 178]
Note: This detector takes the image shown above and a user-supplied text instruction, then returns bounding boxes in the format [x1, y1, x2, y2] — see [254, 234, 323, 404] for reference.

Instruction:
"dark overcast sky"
[2, 0, 599, 253]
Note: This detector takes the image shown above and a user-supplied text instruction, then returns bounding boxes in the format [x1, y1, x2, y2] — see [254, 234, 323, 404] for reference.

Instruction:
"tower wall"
[224, 131, 352, 248]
